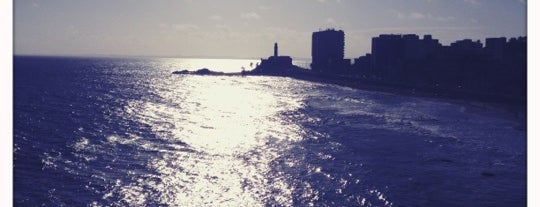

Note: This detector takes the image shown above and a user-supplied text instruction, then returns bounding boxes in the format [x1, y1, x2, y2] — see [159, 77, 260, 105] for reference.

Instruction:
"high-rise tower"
[311, 29, 345, 73]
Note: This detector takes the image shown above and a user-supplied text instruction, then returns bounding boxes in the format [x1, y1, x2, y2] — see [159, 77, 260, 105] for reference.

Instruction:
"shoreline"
[172, 68, 526, 121]
[287, 72, 526, 121]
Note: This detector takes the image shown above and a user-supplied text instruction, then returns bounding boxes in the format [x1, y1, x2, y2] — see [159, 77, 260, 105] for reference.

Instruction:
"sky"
[14, 0, 526, 59]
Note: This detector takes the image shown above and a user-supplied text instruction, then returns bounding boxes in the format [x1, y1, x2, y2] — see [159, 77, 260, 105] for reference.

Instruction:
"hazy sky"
[14, 0, 526, 59]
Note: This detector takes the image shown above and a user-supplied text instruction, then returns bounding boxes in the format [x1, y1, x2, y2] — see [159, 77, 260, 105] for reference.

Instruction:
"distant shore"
[172, 67, 526, 121]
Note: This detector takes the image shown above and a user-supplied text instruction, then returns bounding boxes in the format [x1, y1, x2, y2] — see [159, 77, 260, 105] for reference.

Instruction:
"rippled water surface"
[14, 56, 526, 206]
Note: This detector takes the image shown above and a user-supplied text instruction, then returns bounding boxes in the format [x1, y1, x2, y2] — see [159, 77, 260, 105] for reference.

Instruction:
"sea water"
[14, 56, 526, 206]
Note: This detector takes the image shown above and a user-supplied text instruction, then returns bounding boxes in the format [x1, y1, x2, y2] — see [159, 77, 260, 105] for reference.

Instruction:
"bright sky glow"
[14, 0, 526, 59]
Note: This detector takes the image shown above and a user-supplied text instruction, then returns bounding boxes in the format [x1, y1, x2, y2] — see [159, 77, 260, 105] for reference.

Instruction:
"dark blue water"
[14, 56, 526, 206]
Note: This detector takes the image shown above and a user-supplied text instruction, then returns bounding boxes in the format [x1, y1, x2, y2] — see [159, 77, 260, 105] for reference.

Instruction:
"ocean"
[14, 56, 526, 206]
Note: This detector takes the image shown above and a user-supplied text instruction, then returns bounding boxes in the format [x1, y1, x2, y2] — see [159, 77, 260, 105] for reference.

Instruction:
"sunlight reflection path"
[121, 75, 306, 206]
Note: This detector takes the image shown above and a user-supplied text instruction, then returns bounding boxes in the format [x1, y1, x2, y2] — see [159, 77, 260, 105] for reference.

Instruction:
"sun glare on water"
[118, 71, 307, 206]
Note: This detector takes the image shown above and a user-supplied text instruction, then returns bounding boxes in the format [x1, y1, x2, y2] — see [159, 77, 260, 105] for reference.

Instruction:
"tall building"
[371, 34, 402, 79]
[371, 34, 442, 81]
[485, 37, 506, 59]
[311, 29, 345, 73]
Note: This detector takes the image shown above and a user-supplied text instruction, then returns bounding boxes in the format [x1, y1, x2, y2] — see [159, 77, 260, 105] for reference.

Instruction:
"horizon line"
[12, 53, 315, 60]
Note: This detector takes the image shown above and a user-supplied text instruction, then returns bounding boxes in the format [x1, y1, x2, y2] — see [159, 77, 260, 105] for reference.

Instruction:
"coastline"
[173, 67, 526, 121]
[288, 71, 526, 121]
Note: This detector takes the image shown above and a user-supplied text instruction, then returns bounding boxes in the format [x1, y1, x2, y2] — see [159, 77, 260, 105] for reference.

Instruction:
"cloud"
[428, 13, 456, 21]
[209, 15, 223, 21]
[363, 26, 482, 33]
[397, 11, 456, 22]
[463, 0, 480, 5]
[397, 12, 424, 20]
[215, 24, 233, 34]
[173, 24, 200, 31]
[325, 18, 336, 24]
[410, 12, 425, 20]
[261, 27, 308, 43]
[322, 17, 348, 28]
[159, 23, 200, 34]
[314, 0, 343, 3]
[258, 5, 272, 11]
[241, 12, 261, 20]
[212, 24, 240, 39]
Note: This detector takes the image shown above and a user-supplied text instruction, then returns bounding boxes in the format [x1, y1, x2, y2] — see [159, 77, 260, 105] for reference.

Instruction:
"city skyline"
[248, 28, 526, 102]
[15, 0, 526, 59]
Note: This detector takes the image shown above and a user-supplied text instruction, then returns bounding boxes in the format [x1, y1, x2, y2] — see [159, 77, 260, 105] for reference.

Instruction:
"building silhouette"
[274, 42, 278, 57]
[371, 34, 403, 80]
[369, 34, 442, 82]
[251, 29, 526, 102]
[351, 32, 525, 101]
[253, 42, 294, 74]
[264, 42, 292, 67]
[311, 29, 346, 73]
[485, 37, 506, 60]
